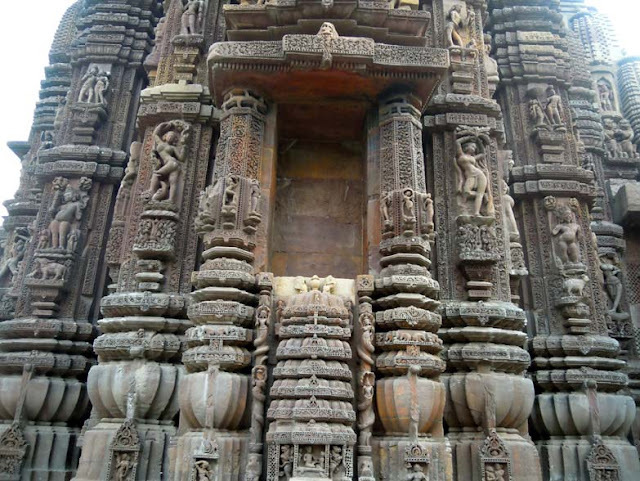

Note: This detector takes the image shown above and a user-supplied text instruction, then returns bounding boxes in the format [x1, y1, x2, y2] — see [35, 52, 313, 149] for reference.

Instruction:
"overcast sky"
[0, 0, 638, 219]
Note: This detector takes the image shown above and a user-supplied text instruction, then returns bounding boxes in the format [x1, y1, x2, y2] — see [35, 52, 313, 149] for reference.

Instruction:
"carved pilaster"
[424, 2, 541, 480]
[490, 0, 640, 478]
[370, 93, 449, 481]
[172, 89, 268, 481]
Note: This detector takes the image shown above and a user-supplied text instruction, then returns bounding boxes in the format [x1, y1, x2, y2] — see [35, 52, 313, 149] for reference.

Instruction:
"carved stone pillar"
[425, 1, 542, 480]
[489, 1, 640, 479]
[367, 93, 448, 481]
[265, 276, 356, 481]
[171, 88, 269, 481]
[0, 2, 160, 479]
[73, 1, 218, 479]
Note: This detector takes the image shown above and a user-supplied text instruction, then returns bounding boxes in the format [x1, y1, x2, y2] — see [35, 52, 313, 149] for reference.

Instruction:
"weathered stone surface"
[2, 0, 640, 479]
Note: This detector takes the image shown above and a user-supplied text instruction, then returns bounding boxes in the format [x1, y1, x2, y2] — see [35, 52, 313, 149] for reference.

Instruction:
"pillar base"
[371, 436, 452, 481]
[171, 430, 249, 481]
[537, 436, 640, 481]
[0, 423, 80, 481]
[448, 430, 542, 481]
[72, 421, 175, 480]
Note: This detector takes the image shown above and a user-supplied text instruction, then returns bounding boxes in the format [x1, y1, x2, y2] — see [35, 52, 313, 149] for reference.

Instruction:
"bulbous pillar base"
[371, 436, 452, 481]
[72, 421, 176, 481]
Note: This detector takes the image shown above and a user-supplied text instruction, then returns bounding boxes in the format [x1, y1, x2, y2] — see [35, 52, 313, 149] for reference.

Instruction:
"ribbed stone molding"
[489, 1, 640, 478]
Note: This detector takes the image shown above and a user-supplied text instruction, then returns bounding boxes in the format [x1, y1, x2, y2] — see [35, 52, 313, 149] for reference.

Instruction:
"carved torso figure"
[94, 71, 110, 105]
[456, 136, 489, 216]
[149, 122, 190, 204]
[617, 120, 639, 158]
[529, 99, 547, 127]
[603, 119, 620, 158]
[598, 80, 614, 111]
[181, 0, 203, 35]
[48, 181, 91, 250]
[502, 180, 519, 237]
[78, 66, 99, 103]
[114, 453, 133, 481]
[545, 87, 564, 126]
[601, 254, 623, 314]
[552, 206, 581, 265]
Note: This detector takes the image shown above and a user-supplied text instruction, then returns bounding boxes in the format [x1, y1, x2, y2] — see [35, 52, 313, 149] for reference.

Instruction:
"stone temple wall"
[0, 0, 639, 480]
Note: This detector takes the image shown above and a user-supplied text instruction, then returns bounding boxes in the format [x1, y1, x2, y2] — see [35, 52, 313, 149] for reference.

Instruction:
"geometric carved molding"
[587, 438, 620, 481]
[0, 423, 28, 481]
[105, 420, 140, 481]
[479, 430, 512, 481]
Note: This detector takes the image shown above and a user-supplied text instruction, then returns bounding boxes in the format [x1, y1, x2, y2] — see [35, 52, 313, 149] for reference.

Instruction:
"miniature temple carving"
[1, 0, 640, 480]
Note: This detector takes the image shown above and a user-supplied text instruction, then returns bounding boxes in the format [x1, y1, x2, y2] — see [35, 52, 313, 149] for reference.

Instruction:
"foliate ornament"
[106, 420, 140, 481]
[479, 430, 511, 481]
[586, 438, 620, 481]
[190, 439, 219, 481]
[0, 423, 28, 481]
[147, 121, 191, 205]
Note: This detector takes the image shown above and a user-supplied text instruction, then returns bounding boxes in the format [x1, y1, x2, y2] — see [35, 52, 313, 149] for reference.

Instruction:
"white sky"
[0, 0, 638, 219]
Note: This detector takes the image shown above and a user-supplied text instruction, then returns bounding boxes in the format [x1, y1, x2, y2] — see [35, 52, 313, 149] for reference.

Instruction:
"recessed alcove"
[270, 101, 367, 278]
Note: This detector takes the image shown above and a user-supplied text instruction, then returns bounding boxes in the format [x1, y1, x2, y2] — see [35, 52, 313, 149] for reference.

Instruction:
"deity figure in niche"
[94, 70, 110, 105]
[455, 132, 492, 216]
[600, 253, 624, 315]
[502, 180, 519, 238]
[445, 5, 475, 48]
[149, 121, 190, 204]
[180, 0, 204, 36]
[194, 460, 214, 481]
[329, 446, 343, 476]
[406, 464, 428, 481]
[598, 79, 614, 111]
[78, 66, 99, 103]
[552, 205, 581, 265]
[48, 179, 91, 250]
[279, 445, 293, 480]
[545, 86, 564, 127]
[529, 98, 548, 127]
[0, 229, 28, 283]
[114, 452, 133, 481]
[617, 119, 639, 158]
[603, 118, 621, 158]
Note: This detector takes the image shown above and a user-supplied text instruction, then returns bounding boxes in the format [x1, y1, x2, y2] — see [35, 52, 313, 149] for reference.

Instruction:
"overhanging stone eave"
[223, 0, 431, 44]
[207, 37, 449, 106]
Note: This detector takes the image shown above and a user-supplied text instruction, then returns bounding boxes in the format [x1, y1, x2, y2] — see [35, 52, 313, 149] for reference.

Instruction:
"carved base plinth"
[73, 421, 175, 480]
[447, 431, 541, 481]
[170, 430, 249, 481]
[0, 423, 79, 481]
[536, 437, 640, 481]
[371, 437, 450, 481]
